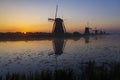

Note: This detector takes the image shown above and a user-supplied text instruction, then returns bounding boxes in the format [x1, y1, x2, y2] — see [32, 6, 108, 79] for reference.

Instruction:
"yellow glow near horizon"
[23, 32, 26, 34]
[0, 11, 120, 33]
[0, 0, 120, 33]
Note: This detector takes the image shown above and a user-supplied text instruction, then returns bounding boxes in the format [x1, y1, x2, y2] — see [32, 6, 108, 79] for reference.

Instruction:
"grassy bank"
[1, 61, 120, 80]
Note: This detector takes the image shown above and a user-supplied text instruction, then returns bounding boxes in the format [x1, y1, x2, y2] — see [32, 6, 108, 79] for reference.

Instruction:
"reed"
[0, 61, 120, 80]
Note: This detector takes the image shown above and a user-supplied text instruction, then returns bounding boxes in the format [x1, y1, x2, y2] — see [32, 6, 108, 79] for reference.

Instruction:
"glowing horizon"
[0, 0, 120, 33]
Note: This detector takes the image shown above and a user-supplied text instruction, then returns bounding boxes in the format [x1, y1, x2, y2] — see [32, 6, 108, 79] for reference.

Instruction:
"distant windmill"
[94, 27, 98, 34]
[48, 5, 66, 36]
[92, 27, 102, 35]
[84, 22, 92, 35]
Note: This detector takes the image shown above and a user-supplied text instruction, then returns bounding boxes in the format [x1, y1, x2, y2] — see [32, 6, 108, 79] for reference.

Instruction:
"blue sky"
[0, 0, 120, 32]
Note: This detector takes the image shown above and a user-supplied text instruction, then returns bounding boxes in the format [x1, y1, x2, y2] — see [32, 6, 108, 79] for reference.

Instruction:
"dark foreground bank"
[0, 61, 120, 80]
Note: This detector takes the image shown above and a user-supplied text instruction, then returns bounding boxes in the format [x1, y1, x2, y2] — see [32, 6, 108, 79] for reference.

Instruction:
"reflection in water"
[72, 36, 81, 41]
[94, 36, 98, 40]
[52, 38, 67, 69]
[52, 38, 67, 56]
[83, 36, 90, 44]
[0, 35, 120, 76]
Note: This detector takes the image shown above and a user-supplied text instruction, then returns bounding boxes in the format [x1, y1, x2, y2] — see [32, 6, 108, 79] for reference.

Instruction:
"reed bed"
[1, 61, 120, 80]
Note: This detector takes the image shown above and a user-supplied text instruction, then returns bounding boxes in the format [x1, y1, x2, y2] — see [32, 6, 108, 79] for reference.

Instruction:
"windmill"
[92, 27, 103, 35]
[84, 22, 92, 35]
[48, 5, 66, 36]
[94, 27, 98, 34]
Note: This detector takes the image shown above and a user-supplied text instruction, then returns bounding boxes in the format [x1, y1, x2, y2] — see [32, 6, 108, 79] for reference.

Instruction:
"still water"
[0, 34, 120, 75]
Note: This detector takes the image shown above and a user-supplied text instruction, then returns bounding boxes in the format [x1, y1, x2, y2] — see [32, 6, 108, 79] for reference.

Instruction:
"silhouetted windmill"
[92, 27, 103, 35]
[48, 5, 66, 36]
[84, 22, 92, 35]
[94, 27, 98, 34]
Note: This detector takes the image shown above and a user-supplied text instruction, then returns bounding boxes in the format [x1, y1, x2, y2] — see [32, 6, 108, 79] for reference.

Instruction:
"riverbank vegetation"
[1, 61, 120, 80]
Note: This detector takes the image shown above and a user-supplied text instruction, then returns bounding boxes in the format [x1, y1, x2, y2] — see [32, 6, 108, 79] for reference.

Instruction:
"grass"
[1, 61, 120, 80]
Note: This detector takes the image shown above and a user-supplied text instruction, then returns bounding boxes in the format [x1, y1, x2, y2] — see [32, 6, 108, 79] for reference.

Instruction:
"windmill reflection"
[52, 38, 67, 56]
[83, 36, 90, 44]
[52, 38, 67, 70]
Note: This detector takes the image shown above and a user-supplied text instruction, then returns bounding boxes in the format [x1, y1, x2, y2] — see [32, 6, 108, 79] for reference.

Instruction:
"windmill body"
[84, 23, 91, 35]
[84, 27, 90, 35]
[53, 18, 65, 35]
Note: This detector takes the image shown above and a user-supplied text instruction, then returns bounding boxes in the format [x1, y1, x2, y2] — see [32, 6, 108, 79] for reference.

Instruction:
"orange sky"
[0, 0, 120, 33]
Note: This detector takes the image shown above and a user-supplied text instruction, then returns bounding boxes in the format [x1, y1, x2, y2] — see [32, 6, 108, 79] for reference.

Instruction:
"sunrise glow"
[0, 0, 120, 33]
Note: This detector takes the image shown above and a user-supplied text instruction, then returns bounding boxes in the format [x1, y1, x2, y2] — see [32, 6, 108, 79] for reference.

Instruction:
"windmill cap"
[55, 18, 63, 22]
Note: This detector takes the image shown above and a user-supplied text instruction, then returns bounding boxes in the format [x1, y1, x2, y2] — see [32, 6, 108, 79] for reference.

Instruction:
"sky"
[0, 0, 120, 33]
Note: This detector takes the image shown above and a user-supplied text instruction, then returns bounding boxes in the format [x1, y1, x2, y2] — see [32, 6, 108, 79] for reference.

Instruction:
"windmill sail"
[55, 5, 58, 19]
[48, 18, 55, 21]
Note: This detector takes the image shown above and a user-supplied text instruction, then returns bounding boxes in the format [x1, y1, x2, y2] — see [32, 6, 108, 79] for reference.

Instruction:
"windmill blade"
[48, 18, 55, 21]
[87, 22, 89, 27]
[55, 5, 58, 19]
[63, 23, 66, 33]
